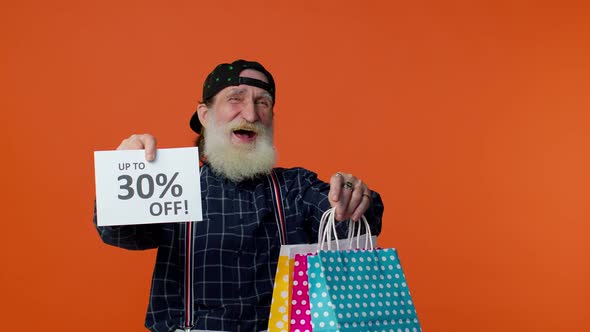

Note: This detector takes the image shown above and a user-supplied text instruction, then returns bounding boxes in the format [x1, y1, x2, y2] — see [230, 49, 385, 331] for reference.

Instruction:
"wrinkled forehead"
[221, 86, 274, 102]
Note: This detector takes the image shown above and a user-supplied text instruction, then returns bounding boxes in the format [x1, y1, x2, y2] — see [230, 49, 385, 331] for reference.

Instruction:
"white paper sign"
[94, 147, 202, 226]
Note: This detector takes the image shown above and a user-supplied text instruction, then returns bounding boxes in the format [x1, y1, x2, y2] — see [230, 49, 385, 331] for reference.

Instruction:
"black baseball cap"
[189, 59, 275, 133]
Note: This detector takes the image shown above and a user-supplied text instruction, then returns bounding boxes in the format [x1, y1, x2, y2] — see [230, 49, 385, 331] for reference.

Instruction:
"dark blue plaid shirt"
[95, 164, 384, 332]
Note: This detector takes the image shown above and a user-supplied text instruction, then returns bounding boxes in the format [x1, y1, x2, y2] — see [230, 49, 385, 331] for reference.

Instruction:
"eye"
[256, 98, 271, 107]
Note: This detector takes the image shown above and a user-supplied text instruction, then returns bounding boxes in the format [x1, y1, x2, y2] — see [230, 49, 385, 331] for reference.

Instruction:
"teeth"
[234, 128, 256, 133]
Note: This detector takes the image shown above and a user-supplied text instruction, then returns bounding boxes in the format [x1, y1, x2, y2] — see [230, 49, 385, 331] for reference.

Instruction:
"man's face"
[200, 69, 274, 147]
[197, 69, 277, 181]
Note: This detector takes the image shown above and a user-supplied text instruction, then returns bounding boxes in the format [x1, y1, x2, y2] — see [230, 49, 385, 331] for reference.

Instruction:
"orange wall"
[1, 1, 588, 331]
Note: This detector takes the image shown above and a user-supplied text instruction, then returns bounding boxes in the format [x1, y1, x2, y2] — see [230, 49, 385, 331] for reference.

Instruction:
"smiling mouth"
[232, 128, 258, 141]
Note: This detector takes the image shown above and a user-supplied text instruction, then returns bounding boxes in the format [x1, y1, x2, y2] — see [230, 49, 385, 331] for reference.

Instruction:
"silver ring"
[343, 181, 354, 190]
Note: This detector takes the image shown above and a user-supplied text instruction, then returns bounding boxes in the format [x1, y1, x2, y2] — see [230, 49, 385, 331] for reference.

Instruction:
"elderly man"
[95, 60, 384, 332]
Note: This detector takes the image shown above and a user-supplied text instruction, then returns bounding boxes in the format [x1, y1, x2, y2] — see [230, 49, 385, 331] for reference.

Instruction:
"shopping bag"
[270, 214, 377, 332]
[290, 253, 313, 331]
[308, 208, 422, 332]
[269, 243, 319, 332]
[269, 248, 294, 332]
[289, 213, 377, 332]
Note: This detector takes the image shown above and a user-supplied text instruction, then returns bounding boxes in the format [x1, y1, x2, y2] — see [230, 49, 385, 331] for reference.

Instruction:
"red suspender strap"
[269, 170, 287, 245]
[184, 221, 193, 329]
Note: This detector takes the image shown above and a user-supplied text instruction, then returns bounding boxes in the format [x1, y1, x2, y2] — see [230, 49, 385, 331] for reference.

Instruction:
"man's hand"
[329, 172, 372, 222]
[116, 134, 158, 161]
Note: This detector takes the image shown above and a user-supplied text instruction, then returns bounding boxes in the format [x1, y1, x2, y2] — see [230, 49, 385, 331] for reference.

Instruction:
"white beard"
[203, 114, 277, 182]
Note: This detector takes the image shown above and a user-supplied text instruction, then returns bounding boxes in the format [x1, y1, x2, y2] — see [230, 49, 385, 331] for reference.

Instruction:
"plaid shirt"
[95, 164, 384, 332]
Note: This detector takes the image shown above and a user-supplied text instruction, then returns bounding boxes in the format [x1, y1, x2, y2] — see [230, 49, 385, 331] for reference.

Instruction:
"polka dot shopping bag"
[269, 208, 377, 332]
[289, 208, 380, 332]
[290, 252, 313, 331]
[307, 208, 422, 332]
[269, 243, 320, 332]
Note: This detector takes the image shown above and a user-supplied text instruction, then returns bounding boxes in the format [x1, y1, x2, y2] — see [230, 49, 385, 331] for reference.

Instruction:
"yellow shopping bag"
[269, 244, 317, 332]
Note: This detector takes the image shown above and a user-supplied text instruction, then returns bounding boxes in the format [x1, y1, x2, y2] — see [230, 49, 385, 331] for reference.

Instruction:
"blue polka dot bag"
[307, 208, 422, 332]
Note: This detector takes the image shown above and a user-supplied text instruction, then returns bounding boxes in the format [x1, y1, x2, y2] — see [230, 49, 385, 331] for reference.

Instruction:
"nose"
[240, 99, 260, 123]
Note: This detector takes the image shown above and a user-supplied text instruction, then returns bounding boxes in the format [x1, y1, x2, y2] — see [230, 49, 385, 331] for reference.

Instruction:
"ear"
[197, 103, 209, 128]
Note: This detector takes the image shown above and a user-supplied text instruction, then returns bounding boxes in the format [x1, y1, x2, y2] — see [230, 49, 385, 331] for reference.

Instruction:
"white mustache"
[229, 121, 266, 134]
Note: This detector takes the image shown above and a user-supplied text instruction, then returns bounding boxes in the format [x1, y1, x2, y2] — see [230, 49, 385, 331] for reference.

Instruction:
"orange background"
[1, 0, 588, 331]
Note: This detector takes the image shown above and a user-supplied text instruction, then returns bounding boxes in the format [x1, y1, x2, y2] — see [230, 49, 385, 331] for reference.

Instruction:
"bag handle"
[318, 207, 340, 250]
[317, 207, 374, 251]
[346, 217, 374, 250]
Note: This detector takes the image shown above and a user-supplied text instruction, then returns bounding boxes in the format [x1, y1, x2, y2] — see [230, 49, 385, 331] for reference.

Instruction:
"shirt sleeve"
[93, 200, 160, 250]
[285, 168, 384, 242]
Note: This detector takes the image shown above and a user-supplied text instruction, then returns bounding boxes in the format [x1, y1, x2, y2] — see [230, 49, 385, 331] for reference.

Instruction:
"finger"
[351, 191, 372, 222]
[329, 172, 345, 202]
[346, 180, 365, 221]
[335, 177, 355, 221]
[115, 134, 158, 161]
[141, 134, 157, 161]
